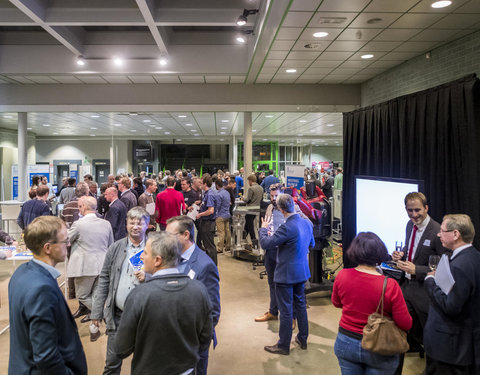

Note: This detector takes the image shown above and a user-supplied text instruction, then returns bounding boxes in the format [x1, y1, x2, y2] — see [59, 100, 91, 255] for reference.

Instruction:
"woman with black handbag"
[332, 232, 412, 374]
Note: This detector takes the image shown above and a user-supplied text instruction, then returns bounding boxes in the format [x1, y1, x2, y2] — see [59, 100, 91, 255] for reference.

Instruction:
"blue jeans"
[334, 332, 399, 375]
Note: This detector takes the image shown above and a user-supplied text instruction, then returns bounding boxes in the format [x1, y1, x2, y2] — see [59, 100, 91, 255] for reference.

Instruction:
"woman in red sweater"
[332, 232, 412, 374]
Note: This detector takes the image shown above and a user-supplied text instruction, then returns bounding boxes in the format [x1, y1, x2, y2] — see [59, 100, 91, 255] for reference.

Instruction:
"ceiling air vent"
[304, 43, 321, 49]
[317, 17, 347, 24]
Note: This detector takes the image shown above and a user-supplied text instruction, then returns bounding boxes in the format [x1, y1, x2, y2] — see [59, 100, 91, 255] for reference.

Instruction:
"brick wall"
[361, 30, 480, 107]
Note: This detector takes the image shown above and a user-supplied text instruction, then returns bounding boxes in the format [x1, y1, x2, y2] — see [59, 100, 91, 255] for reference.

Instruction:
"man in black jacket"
[114, 232, 212, 375]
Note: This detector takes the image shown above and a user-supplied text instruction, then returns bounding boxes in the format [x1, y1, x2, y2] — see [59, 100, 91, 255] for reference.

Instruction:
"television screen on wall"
[355, 176, 424, 254]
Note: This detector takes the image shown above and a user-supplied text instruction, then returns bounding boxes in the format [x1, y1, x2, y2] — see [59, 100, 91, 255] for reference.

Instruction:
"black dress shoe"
[90, 329, 101, 342]
[80, 314, 91, 323]
[72, 304, 90, 319]
[264, 344, 289, 355]
[295, 336, 307, 350]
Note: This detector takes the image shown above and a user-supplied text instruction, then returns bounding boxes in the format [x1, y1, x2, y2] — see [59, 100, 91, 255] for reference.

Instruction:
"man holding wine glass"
[391, 192, 450, 373]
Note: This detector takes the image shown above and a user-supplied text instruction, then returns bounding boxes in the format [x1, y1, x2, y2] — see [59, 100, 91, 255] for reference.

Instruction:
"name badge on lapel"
[423, 239, 431, 246]
[187, 269, 196, 279]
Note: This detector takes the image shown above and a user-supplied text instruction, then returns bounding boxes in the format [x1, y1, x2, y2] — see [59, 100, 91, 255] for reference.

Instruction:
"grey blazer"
[91, 237, 129, 331]
[67, 214, 114, 277]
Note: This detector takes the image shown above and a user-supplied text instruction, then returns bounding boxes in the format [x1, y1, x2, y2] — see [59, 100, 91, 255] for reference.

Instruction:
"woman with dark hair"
[332, 232, 412, 374]
[31, 175, 41, 190]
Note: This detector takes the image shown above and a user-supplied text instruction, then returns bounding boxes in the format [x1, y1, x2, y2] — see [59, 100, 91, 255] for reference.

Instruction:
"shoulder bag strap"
[375, 277, 388, 317]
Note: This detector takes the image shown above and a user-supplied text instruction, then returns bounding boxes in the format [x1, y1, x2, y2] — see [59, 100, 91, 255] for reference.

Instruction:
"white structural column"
[230, 135, 238, 173]
[17, 112, 28, 201]
[110, 136, 116, 175]
[243, 112, 252, 196]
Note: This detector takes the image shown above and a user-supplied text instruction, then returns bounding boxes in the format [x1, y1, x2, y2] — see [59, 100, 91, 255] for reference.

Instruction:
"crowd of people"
[4, 165, 479, 375]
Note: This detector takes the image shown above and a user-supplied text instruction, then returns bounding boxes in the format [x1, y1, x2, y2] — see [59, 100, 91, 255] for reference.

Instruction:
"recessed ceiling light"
[130, 130, 137, 132]
[90, 127, 97, 130]
[327, 124, 335, 127]
[330, 132, 337, 135]
[220, 138, 225, 141]
[194, 134, 200, 136]
[113, 57, 124, 66]
[3, 115, 12, 119]
[221, 120, 229, 123]
[236, 37, 246, 43]
[262, 138, 268, 141]
[149, 125, 156, 128]
[129, 112, 138, 116]
[298, 134, 303, 136]
[221, 127, 227, 129]
[27, 127, 32, 130]
[159, 58, 168, 66]
[265, 115, 273, 118]
[313, 32, 329, 38]
[53, 132, 58, 135]
[310, 129, 316, 132]
[191, 129, 197, 132]
[252, 129, 257, 132]
[178, 115, 187, 118]
[76, 57, 86, 66]
[220, 132, 226, 135]
[90, 115, 99, 118]
[361, 54, 374, 59]
[286, 69, 297, 73]
[114, 123, 121, 127]
[143, 119, 151, 123]
[325, 143, 329, 145]
[299, 120, 307, 123]
[185, 123, 192, 126]
[164, 131, 171, 135]
[90, 134, 96, 137]
[431, 0, 452, 8]
[43, 124, 50, 127]
[155, 127, 162, 130]
[176, 139, 182, 141]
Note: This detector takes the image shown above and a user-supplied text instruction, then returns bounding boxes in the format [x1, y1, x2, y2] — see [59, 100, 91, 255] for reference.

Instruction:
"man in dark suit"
[166, 215, 220, 375]
[8, 216, 87, 375]
[424, 214, 480, 374]
[259, 193, 314, 355]
[118, 177, 138, 211]
[392, 192, 450, 364]
[104, 186, 128, 241]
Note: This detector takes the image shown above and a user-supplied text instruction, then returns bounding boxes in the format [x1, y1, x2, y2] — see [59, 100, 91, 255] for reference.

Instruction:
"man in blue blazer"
[424, 214, 480, 374]
[8, 216, 87, 375]
[259, 193, 314, 355]
[166, 215, 220, 375]
[104, 186, 128, 241]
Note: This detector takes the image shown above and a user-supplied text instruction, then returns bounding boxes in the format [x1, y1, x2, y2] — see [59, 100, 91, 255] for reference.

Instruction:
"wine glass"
[428, 255, 441, 272]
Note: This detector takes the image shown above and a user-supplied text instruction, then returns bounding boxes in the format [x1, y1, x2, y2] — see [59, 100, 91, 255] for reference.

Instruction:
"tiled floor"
[0, 253, 425, 374]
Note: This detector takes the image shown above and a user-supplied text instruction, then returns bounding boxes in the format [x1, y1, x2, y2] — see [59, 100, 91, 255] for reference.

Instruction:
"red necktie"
[407, 225, 418, 262]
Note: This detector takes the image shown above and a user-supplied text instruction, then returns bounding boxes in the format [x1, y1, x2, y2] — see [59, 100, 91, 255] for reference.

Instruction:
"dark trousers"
[244, 214, 257, 241]
[103, 310, 123, 375]
[198, 220, 217, 265]
[265, 249, 278, 316]
[275, 282, 308, 351]
[196, 347, 209, 375]
[426, 357, 476, 375]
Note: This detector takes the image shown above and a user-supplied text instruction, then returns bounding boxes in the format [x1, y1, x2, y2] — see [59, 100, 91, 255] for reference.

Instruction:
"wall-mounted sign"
[134, 145, 153, 161]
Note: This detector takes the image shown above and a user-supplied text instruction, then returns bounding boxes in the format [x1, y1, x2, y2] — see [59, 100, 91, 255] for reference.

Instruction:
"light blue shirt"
[153, 267, 180, 277]
[177, 243, 196, 274]
[214, 188, 231, 219]
[33, 258, 61, 279]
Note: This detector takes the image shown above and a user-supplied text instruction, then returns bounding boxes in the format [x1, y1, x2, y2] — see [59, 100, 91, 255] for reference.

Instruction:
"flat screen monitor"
[355, 176, 424, 254]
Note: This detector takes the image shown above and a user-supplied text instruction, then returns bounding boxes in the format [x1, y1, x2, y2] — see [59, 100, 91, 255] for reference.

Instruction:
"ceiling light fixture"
[313, 32, 329, 38]
[361, 54, 374, 59]
[252, 129, 257, 132]
[286, 69, 297, 73]
[159, 57, 168, 66]
[164, 131, 170, 135]
[3, 115, 12, 119]
[143, 119, 151, 123]
[90, 115, 99, 118]
[114, 123, 121, 127]
[299, 120, 307, 123]
[178, 115, 187, 118]
[431, 0, 452, 8]
[42, 124, 50, 127]
[265, 115, 273, 118]
[194, 134, 200, 136]
[130, 129, 137, 132]
[185, 123, 192, 126]
[221, 127, 227, 129]
[220, 132, 226, 135]
[90, 127, 97, 130]
[27, 127, 32, 130]
[53, 132, 59, 135]
[90, 134, 96, 137]
[327, 124, 335, 127]
[155, 127, 162, 129]
[221, 120, 229, 123]
[113, 57, 124, 66]
[76, 56, 86, 66]
[236, 37, 246, 43]
[236, 8, 259, 26]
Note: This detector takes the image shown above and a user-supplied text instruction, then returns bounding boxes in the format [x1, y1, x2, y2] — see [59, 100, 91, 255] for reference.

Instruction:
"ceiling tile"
[394, 41, 440, 52]
[263, 60, 283, 68]
[336, 28, 383, 40]
[390, 13, 444, 28]
[374, 28, 422, 41]
[367, 60, 404, 69]
[267, 50, 290, 59]
[283, 11, 314, 27]
[320, 76, 348, 83]
[349, 13, 403, 28]
[339, 60, 373, 68]
[303, 67, 335, 75]
[289, 0, 322, 11]
[409, 0, 470, 13]
[361, 40, 403, 51]
[256, 74, 274, 80]
[317, 51, 355, 60]
[361, 67, 388, 74]
[310, 60, 343, 68]
[431, 14, 480, 29]
[363, 0, 422, 12]
[308, 12, 358, 28]
[325, 40, 367, 52]
[205, 76, 229, 83]
[75, 75, 108, 84]
[317, 0, 371, 12]
[274, 73, 302, 80]
[286, 51, 321, 60]
[331, 67, 362, 75]
[179, 76, 205, 83]
[295, 77, 320, 83]
[24, 76, 59, 84]
[271, 40, 296, 51]
[128, 75, 156, 84]
[49, 75, 83, 84]
[153, 75, 180, 83]
[259, 67, 280, 74]
[349, 51, 387, 59]
[281, 60, 313, 68]
[454, 0, 480, 13]
[5, 75, 34, 84]
[380, 51, 421, 60]
[276, 27, 303, 40]
[299, 27, 343, 40]
[410, 28, 465, 42]
[102, 76, 132, 84]
[270, 78, 296, 83]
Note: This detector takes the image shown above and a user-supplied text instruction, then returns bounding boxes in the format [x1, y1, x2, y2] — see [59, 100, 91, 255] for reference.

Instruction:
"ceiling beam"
[9, 0, 85, 56]
[135, 0, 168, 55]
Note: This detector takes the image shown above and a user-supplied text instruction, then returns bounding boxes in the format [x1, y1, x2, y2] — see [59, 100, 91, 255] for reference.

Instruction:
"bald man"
[104, 187, 128, 241]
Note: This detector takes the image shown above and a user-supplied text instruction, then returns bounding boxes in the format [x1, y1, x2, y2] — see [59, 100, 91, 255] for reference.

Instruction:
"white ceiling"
[0, 0, 478, 146]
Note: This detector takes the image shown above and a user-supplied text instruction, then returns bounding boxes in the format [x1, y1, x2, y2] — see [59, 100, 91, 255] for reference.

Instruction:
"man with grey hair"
[259, 193, 314, 355]
[115, 232, 213, 375]
[67, 196, 114, 324]
[424, 214, 480, 374]
[91, 207, 149, 374]
[61, 181, 89, 227]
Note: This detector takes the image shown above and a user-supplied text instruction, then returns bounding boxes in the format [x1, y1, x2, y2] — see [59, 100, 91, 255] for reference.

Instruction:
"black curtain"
[342, 74, 480, 268]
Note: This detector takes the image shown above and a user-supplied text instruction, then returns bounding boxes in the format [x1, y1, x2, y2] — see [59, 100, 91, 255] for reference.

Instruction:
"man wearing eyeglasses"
[392, 192, 450, 373]
[8, 216, 87, 375]
[424, 214, 480, 374]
